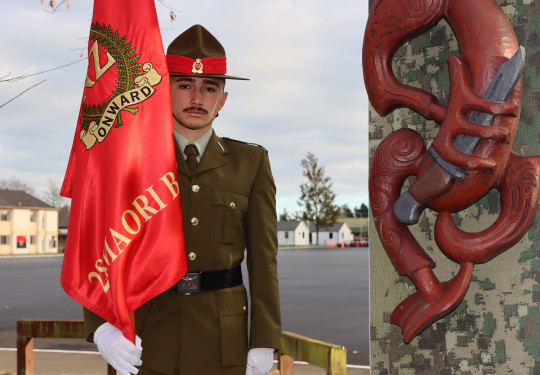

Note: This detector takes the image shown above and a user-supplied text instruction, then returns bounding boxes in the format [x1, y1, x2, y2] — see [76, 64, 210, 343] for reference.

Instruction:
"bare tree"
[2, 0, 79, 109]
[39, 0, 70, 13]
[0, 57, 86, 109]
[1, 0, 181, 109]
[155, 0, 182, 21]
[297, 152, 339, 245]
[42, 179, 70, 208]
[0, 179, 36, 195]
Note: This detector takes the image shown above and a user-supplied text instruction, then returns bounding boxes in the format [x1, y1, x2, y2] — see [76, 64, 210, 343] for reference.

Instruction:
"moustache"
[183, 106, 208, 114]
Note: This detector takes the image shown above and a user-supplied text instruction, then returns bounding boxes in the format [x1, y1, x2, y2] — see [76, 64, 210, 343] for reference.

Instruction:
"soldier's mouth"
[184, 107, 208, 114]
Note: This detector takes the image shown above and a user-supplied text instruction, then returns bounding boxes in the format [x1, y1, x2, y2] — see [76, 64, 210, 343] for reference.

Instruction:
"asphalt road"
[0, 247, 369, 365]
[276, 247, 368, 364]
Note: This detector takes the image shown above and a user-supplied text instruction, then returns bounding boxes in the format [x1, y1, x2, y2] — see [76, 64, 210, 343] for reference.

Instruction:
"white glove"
[245, 348, 274, 375]
[93, 322, 143, 375]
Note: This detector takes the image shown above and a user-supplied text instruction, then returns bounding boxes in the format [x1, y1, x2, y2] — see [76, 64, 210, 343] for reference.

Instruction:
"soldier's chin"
[176, 120, 213, 132]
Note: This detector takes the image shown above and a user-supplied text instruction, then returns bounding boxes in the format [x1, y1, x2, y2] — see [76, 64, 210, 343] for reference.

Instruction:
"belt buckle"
[177, 272, 202, 293]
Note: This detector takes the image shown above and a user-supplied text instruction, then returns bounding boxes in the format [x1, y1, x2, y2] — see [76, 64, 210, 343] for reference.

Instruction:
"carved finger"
[458, 121, 511, 142]
[435, 143, 497, 170]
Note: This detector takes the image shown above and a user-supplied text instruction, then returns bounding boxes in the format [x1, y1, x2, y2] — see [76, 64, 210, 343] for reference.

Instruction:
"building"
[309, 222, 354, 246]
[0, 190, 58, 255]
[277, 220, 310, 246]
[337, 217, 369, 240]
[58, 206, 70, 253]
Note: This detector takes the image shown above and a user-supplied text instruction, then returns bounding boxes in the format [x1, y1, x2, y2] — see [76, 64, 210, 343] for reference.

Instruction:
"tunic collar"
[174, 128, 213, 162]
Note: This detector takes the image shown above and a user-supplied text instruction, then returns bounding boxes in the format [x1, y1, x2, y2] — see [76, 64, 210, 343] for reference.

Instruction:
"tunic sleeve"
[245, 148, 281, 349]
[83, 307, 107, 342]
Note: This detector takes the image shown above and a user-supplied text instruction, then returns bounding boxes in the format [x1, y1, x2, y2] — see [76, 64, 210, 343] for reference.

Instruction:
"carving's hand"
[245, 348, 274, 375]
[94, 322, 143, 375]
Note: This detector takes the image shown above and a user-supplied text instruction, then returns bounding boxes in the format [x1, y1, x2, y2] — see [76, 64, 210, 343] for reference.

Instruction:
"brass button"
[192, 184, 200, 193]
[242, 306, 247, 311]
[185, 293, 191, 296]
[191, 217, 199, 226]
[188, 252, 197, 261]
[229, 202, 236, 209]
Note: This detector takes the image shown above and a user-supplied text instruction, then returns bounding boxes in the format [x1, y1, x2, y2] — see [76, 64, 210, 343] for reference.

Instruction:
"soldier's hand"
[245, 348, 274, 375]
[94, 322, 143, 375]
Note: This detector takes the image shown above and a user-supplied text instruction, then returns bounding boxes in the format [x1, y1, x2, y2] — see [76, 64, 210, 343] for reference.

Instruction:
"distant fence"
[17, 320, 348, 375]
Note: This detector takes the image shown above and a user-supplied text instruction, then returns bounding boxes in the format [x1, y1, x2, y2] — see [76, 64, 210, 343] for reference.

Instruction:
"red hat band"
[166, 55, 227, 75]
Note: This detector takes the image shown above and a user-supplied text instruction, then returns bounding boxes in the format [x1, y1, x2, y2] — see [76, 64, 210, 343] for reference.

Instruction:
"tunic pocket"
[212, 190, 248, 245]
[217, 286, 249, 367]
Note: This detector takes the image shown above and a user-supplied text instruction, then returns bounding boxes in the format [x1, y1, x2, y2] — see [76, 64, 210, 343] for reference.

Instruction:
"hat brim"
[169, 72, 249, 81]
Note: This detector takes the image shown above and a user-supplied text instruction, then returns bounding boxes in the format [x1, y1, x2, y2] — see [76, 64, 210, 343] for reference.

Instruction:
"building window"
[284, 231, 289, 239]
[329, 233, 333, 239]
[0, 211, 8, 221]
[30, 212, 36, 222]
[302, 232, 305, 238]
[17, 236, 27, 248]
[0, 236, 8, 245]
[30, 236, 36, 245]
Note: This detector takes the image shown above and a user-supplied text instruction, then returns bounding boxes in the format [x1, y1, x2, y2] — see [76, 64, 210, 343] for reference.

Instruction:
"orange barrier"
[328, 241, 368, 248]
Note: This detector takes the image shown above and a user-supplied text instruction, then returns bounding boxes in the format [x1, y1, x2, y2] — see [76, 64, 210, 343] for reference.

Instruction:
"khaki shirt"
[84, 130, 281, 374]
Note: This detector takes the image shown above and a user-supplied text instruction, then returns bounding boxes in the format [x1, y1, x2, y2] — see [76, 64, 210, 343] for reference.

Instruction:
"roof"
[0, 189, 53, 209]
[308, 222, 347, 232]
[277, 220, 305, 231]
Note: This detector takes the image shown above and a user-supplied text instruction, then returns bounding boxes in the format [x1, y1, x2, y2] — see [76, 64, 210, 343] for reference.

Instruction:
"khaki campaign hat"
[166, 24, 249, 80]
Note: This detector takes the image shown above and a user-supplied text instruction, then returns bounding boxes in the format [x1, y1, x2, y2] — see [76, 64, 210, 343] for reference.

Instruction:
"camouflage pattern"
[368, 1, 540, 374]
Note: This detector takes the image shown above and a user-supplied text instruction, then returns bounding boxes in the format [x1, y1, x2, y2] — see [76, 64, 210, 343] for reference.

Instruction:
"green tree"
[340, 204, 354, 218]
[279, 208, 291, 221]
[354, 203, 369, 218]
[297, 152, 339, 245]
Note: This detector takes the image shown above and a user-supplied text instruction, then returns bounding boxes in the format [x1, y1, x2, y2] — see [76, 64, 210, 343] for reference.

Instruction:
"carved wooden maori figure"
[363, 0, 540, 342]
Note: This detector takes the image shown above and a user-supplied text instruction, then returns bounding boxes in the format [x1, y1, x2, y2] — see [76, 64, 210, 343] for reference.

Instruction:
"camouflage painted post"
[369, 0, 540, 374]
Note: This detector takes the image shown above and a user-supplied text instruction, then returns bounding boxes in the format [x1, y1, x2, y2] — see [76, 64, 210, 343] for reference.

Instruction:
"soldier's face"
[170, 76, 228, 133]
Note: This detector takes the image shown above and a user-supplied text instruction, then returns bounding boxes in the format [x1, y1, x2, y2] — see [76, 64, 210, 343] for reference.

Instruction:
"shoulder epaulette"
[222, 137, 264, 148]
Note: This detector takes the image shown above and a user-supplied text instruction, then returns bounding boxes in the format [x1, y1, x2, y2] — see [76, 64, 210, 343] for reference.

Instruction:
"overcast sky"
[0, 0, 369, 215]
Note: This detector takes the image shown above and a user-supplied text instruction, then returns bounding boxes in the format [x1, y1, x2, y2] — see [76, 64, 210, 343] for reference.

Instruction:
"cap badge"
[192, 58, 203, 74]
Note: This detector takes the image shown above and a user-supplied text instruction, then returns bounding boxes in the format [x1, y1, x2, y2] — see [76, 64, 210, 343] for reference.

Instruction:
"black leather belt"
[169, 266, 243, 294]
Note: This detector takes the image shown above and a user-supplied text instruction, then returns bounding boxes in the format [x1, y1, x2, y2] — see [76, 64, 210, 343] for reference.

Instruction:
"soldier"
[84, 24, 281, 375]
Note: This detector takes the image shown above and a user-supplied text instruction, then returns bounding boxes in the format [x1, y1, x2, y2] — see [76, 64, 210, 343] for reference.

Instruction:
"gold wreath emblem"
[192, 58, 203, 74]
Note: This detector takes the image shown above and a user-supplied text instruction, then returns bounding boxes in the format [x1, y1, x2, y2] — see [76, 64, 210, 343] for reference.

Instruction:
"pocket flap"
[213, 190, 248, 211]
[217, 288, 248, 316]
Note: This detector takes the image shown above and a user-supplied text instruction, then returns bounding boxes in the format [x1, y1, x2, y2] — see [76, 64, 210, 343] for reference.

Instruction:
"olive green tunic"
[84, 131, 281, 374]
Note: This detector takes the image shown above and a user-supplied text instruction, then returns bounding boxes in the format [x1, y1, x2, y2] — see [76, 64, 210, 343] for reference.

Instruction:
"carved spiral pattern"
[365, 0, 540, 343]
[370, 129, 434, 273]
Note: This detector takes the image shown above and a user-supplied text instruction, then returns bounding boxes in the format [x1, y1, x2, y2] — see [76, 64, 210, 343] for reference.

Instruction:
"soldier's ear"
[219, 91, 228, 110]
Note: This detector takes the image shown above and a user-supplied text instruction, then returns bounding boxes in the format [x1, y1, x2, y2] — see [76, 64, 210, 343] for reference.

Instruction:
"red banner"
[60, 0, 186, 342]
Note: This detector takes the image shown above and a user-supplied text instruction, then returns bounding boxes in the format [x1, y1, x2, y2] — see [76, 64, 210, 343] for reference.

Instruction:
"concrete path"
[0, 330, 370, 375]
[0, 351, 370, 375]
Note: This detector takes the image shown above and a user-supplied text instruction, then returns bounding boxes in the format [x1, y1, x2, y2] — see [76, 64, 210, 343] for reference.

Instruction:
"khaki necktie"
[184, 144, 199, 175]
